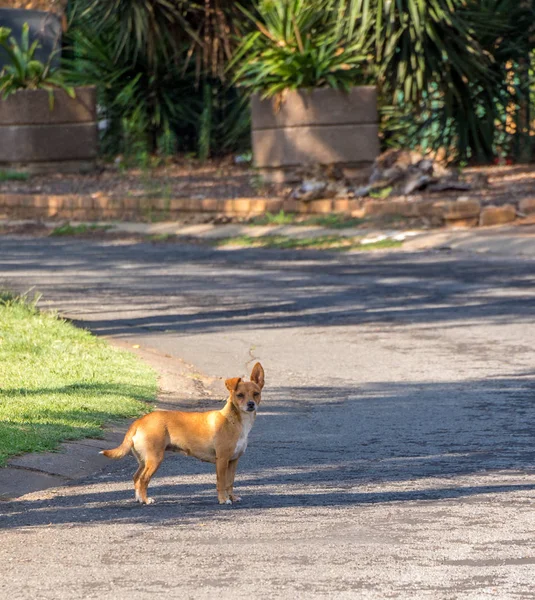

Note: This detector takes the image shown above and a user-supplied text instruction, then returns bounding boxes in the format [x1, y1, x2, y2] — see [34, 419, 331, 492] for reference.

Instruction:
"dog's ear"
[250, 363, 265, 389]
[225, 377, 241, 392]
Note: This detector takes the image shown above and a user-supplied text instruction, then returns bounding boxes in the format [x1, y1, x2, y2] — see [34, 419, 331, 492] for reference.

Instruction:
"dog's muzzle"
[246, 401, 256, 412]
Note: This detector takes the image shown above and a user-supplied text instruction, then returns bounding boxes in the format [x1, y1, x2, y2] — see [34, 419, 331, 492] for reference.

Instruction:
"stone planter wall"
[0, 86, 98, 173]
[251, 87, 380, 182]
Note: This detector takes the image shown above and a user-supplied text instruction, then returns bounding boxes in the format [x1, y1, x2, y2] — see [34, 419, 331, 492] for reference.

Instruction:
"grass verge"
[213, 235, 403, 251]
[50, 223, 113, 236]
[248, 210, 366, 229]
[0, 170, 29, 182]
[0, 292, 157, 466]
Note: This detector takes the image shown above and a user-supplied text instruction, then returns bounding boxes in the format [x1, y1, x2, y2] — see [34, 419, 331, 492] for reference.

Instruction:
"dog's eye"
[253, 392, 260, 397]
[237, 393, 245, 398]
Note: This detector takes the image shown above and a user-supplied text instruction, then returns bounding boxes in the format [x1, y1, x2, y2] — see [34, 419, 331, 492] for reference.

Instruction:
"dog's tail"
[100, 421, 137, 460]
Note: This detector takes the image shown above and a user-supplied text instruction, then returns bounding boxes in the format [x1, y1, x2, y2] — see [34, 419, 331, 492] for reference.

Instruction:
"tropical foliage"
[62, 0, 250, 159]
[0, 0, 524, 162]
[0, 23, 74, 103]
[374, 0, 535, 162]
[232, 0, 374, 98]
[232, 0, 535, 162]
[73, 0, 239, 79]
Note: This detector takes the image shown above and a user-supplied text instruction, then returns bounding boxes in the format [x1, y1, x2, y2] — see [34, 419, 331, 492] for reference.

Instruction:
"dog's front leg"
[227, 459, 241, 503]
[216, 457, 231, 504]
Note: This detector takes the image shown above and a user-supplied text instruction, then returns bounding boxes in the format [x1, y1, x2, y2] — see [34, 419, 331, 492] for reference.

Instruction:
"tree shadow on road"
[0, 238, 534, 337]
[1, 238, 534, 529]
[2, 372, 534, 530]
[2, 478, 535, 531]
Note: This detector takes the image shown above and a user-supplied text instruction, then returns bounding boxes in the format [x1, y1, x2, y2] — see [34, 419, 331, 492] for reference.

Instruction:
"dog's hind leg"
[132, 449, 145, 503]
[136, 453, 164, 505]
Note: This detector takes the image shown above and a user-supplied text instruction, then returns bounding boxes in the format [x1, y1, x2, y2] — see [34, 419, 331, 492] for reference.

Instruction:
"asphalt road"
[1, 236, 535, 599]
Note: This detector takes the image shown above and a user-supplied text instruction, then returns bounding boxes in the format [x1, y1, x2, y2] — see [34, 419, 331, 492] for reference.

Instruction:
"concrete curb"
[402, 224, 535, 257]
[0, 427, 126, 501]
[2, 218, 535, 258]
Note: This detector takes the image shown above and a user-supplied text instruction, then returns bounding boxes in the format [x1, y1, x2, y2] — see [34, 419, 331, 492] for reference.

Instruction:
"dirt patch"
[426, 164, 535, 207]
[0, 222, 50, 236]
[0, 157, 273, 201]
[2, 160, 534, 208]
[2, 160, 535, 232]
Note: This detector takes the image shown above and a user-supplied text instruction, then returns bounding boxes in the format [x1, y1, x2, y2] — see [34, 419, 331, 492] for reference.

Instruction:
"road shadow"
[0, 238, 534, 529]
[0, 238, 533, 337]
[2, 478, 535, 531]
[2, 372, 534, 530]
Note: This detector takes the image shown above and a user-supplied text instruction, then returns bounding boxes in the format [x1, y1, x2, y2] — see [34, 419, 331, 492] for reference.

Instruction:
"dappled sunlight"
[2, 458, 534, 531]
[1, 237, 533, 338]
[1, 370, 534, 531]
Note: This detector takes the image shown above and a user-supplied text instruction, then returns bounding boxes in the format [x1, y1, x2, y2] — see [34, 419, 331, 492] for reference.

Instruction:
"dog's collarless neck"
[223, 399, 242, 422]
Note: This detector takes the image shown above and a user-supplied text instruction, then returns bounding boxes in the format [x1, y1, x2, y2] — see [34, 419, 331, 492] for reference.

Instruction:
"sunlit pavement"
[1, 236, 534, 599]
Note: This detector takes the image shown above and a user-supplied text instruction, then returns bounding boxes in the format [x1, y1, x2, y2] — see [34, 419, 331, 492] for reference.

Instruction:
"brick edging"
[0, 194, 287, 220]
[1, 192, 534, 225]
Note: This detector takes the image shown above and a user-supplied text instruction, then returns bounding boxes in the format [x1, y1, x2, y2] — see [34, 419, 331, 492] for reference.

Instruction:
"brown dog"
[100, 363, 265, 505]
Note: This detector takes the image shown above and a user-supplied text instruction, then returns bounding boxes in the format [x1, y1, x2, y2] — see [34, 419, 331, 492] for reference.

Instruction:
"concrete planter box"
[0, 86, 98, 173]
[251, 86, 379, 182]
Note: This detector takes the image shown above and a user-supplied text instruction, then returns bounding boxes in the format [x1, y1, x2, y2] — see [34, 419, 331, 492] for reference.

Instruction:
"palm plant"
[231, 0, 534, 161]
[0, 23, 74, 104]
[66, 0, 251, 157]
[63, 24, 200, 156]
[62, 0, 535, 162]
[373, 0, 534, 162]
[72, 0, 246, 78]
[373, 0, 493, 105]
[361, 0, 530, 162]
[72, 0, 190, 72]
[232, 0, 374, 98]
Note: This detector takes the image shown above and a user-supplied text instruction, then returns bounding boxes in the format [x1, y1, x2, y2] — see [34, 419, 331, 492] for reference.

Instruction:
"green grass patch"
[214, 234, 403, 252]
[0, 170, 30, 182]
[0, 292, 157, 466]
[50, 223, 113, 236]
[369, 186, 393, 199]
[249, 210, 366, 229]
[302, 214, 367, 229]
[146, 233, 176, 242]
[249, 210, 297, 226]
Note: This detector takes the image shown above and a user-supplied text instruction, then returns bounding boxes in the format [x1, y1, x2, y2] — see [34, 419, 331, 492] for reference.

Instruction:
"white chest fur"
[231, 414, 255, 460]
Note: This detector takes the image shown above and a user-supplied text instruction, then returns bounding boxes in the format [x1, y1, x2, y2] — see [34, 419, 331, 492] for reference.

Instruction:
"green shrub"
[375, 0, 535, 163]
[64, 0, 252, 159]
[232, 0, 373, 98]
[60, 0, 535, 164]
[231, 0, 534, 163]
[0, 23, 74, 105]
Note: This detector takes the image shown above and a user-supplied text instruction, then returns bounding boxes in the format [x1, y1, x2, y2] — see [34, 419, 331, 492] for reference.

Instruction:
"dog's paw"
[219, 498, 232, 505]
[229, 495, 242, 503]
[135, 494, 155, 505]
